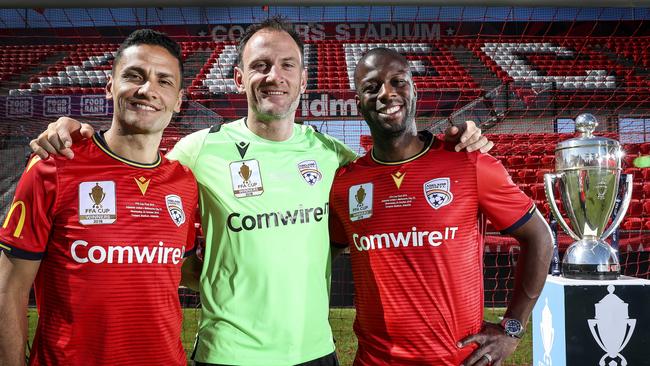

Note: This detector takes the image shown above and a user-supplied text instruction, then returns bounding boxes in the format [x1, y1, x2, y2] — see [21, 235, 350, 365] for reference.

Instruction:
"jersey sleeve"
[0, 156, 58, 259]
[328, 186, 349, 248]
[314, 131, 358, 167]
[183, 171, 199, 257]
[334, 138, 358, 167]
[166, 127, 210, 169]
[476, 153, 535, 233]
[184, 220, 198, 257]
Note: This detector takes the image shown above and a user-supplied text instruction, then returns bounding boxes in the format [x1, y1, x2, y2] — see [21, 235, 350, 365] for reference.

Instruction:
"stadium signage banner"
[2, 95, 110, 118]
[1, 91, 481, 120]
[299, 93, 358, 118]
[43, 96, 71, 116]
[5, 97, 33, 118]
[210, 22, 440, 42]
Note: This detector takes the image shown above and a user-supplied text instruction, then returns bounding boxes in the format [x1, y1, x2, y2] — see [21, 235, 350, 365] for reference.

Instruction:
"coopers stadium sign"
[210, 22, 441, 42]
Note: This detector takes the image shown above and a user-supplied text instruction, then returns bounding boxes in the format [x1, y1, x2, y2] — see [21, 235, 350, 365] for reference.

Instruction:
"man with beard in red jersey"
[0, 30, 197, 366]
[329, 48, 553, 366]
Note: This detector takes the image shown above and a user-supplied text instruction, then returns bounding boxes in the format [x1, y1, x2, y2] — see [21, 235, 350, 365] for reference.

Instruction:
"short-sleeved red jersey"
[0, 133, 198, 366]
[329, 132, 534, 366]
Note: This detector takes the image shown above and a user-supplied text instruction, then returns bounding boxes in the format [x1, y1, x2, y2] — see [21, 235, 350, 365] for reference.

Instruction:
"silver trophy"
[544, 113, 633, 280]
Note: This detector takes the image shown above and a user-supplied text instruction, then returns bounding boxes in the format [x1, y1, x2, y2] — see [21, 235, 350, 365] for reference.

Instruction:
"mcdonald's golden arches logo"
[2, 200, 26, 238]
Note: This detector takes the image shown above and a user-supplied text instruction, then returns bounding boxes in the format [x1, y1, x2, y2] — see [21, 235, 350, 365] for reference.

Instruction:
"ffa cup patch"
[349, 183, 373, 221]
[79, 181, 117, 225]
[423, 178, 454, 210]
[165, 194, 185, 227]
[297, 160, 322, 185]
[230, 159, 264, 198]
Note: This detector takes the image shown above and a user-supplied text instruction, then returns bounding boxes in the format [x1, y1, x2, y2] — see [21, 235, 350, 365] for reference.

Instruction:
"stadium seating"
[3, 36, 647, 112]
[1, 38, 649, 236]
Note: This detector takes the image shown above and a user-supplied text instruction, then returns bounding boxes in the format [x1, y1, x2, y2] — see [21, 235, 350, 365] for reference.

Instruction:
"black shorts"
[194, 351, 339, 366]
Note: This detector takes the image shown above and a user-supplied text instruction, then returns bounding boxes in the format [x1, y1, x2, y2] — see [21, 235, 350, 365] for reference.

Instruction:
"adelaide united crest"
[165, 194, 186, 227]
[298, 160, 322, 186]
[423, 178, 454, 210]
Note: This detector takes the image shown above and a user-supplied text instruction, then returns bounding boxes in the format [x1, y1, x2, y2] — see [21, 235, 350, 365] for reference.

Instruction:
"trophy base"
[562, 239, 620, 280]
[562, 263, 620, 280]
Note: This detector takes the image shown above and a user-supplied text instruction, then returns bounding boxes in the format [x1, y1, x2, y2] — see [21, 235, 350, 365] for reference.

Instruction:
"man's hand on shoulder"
[29, 117, 95, 159]
[458, 321, 520, 366]
[443, 120, 494, 153]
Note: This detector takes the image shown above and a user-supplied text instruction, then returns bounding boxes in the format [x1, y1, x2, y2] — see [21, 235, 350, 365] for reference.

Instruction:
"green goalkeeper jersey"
[168, 118, 357, 365]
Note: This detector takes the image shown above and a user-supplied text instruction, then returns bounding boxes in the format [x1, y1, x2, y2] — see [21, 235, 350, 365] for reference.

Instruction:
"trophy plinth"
[544, 113, 633, 280]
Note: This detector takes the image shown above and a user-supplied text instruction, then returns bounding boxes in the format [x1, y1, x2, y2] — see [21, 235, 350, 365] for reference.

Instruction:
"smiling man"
[25, 18, 493, 366]
[169, 20, 354, 366]
[329, 48, 554, 366]
[0, 30, 198, 365]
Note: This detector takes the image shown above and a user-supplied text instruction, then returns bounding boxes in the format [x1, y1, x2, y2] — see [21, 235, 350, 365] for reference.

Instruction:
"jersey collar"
[92, 131, 162, 169]
[370, 130, 435, 166]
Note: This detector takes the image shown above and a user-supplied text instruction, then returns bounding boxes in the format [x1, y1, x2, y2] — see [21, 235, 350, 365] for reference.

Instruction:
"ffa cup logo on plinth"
[297, 160, 322, 186]
[423, 178, 453, 210]
[587, 285, 636, 366]
[349, 183, 373, 221]
[539, 297, 554, 366]
[165, 195, 185, 227]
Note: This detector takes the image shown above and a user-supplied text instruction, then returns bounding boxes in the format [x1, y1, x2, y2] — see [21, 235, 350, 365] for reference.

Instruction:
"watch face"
[505, 319, 523, 336]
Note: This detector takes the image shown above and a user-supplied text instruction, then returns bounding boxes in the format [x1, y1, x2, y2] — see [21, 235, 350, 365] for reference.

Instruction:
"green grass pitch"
[27, 307, 532, 365]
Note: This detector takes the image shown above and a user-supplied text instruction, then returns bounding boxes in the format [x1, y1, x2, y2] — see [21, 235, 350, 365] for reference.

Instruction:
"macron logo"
[70, 240, 184, 265]
[353, 226, 458, 251]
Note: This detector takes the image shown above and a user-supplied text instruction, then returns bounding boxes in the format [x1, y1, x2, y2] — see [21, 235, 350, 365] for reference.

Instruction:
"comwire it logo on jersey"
[353, 226, 458, 251]
[227, 203, 329, 232]
[70, 240, 185, 265]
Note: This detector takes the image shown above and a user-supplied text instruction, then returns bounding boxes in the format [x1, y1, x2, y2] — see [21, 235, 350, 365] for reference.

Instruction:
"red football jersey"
[329, 133, 534, 366]
[0, 133, 198, 366]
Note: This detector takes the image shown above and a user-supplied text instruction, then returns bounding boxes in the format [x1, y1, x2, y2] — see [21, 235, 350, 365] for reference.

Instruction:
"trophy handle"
[587, 319, 608, 352]
[618, 319, 636, 352]
[544, 173, 581, 241]
[601, 174, 633, 241]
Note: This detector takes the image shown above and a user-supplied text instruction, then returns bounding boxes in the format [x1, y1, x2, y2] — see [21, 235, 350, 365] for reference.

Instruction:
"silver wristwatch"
[501, 318, 525, 338]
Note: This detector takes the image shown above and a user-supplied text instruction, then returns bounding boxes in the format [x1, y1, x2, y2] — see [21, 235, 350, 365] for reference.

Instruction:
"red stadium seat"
[535, 169, 553, 183]
[643, 200, 650, 217]
[541, 156, 555, 169]
[623, 155, 638, 168]
[492, 142, 512, 156]
[506, 156, 525, 168]
[517, 169, 537, 184]
[628, 199, 643, 217]
[632, 183, 644, 200]
[528, 144, 545, 155]
[524, 156, 542, 169]
[624, 144, 640, 155]
[639, 143, 650, 155]
[643, 183, 650, 199]
[531, 184, 547, 201]
[622, 218, 644, 230]
[624, 168, 643, 182]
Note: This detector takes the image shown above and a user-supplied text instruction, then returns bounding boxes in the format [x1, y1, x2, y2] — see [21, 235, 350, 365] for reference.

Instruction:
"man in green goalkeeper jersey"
[29, 19, 493, 366]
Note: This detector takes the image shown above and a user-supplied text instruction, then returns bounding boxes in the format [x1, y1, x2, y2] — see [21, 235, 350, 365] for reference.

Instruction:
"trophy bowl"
[544, 113, 633, 280]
